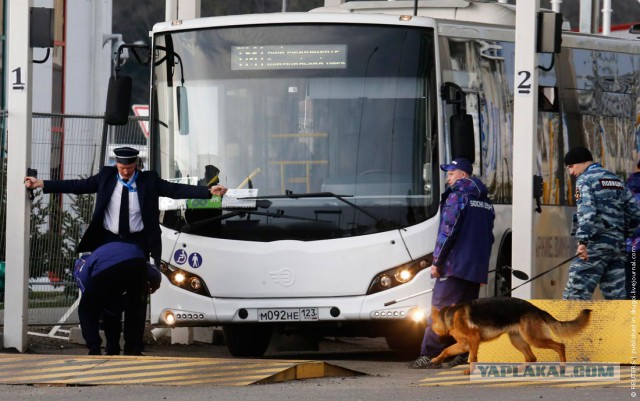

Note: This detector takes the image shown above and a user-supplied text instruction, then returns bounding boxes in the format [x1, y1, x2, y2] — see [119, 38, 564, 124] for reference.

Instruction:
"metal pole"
[166, 0, 178, 21]
[601, 0, 612, 35]
[166, 0, 203, 21]
[4, 0, 34, 352]
[175, 0, 200, 19]
[580, 0, 601, 34]
[99, 121, 109, 168]
[511, 0, 540, 299]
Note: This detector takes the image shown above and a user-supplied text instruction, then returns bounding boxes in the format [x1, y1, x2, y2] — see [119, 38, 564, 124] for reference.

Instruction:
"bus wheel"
[385, 325, 423, 356]
[223, 324, 272, 357]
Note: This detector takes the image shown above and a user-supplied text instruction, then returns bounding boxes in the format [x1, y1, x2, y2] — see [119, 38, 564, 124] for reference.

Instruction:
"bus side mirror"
[177, 85, 189, 135]
[442, 81, 475, 163]
[450, 114, 475, 164]
[105, 76, 132, 126]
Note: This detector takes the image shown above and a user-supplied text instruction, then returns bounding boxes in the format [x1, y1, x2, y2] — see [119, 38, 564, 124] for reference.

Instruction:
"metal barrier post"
[4, 0, 34, 352]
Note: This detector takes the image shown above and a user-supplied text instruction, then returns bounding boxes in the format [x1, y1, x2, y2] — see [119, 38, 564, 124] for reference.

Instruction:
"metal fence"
[0, 111, 149, 328]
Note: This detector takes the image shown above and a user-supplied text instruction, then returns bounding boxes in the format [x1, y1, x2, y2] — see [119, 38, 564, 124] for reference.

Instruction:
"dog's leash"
[384, 252, 583, 306]
[510, 253, 581, 292]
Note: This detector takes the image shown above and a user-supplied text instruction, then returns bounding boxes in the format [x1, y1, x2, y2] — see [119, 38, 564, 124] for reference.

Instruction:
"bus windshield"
[152, 23, 439, 241]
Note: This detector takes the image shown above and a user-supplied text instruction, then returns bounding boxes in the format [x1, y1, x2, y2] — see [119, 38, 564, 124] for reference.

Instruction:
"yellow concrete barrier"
[479, 300, 638, 364]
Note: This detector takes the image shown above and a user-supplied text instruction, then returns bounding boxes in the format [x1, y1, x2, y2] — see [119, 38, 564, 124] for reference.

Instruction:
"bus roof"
[310, 0, 519, 27]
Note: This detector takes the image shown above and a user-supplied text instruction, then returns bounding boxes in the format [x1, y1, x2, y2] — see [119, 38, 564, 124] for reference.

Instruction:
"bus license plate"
[257, 308, 319, 322]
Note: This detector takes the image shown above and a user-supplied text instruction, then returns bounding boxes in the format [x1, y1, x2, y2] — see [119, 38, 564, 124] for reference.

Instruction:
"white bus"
[111, 1, 639, 356]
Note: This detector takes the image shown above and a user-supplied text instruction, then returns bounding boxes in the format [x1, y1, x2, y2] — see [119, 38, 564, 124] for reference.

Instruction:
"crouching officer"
[75, 241, 160, 355]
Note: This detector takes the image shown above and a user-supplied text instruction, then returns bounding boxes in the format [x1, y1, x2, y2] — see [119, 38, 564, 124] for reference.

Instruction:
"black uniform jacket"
[44, 166, 211, 262]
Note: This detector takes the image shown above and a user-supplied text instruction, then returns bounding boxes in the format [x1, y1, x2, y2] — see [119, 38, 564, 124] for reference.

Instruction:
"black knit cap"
[564, 146, 593, 166]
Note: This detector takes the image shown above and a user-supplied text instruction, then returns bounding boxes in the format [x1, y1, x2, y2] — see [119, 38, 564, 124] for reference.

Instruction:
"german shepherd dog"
[430, 297, 591, 375]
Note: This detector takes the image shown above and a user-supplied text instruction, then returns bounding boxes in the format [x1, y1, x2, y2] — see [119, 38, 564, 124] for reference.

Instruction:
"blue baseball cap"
[440, 158, 473, 175]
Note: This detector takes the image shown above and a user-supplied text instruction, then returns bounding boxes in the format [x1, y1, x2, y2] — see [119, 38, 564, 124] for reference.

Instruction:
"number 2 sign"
[517, 70, 532, 95]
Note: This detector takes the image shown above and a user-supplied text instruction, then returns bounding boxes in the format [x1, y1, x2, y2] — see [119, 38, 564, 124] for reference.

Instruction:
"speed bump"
[0, 354, 362, 386]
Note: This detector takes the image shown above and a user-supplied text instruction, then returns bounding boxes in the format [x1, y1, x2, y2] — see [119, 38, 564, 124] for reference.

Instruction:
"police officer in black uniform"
[25, 147, 227, 355]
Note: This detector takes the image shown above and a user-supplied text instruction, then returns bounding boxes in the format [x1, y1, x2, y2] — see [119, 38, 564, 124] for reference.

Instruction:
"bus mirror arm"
[440, 82, 466, 115]
[115, 43, 151, 69]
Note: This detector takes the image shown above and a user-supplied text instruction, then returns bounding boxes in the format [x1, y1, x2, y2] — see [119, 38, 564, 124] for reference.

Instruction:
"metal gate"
[0, 111, 148, 329]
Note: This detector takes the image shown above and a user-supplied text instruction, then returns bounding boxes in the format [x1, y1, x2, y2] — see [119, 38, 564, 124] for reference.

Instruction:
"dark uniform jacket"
[433, 176, 495, 284]
[43, 166, 211, 263]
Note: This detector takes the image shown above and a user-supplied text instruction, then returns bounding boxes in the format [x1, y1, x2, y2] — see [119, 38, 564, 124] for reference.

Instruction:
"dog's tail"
[545, 309, 592, 337]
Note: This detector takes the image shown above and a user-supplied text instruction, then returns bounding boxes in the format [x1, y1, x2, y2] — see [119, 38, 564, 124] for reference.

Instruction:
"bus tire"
[223, 324, 272, 357]
[385, 325, 423, 356]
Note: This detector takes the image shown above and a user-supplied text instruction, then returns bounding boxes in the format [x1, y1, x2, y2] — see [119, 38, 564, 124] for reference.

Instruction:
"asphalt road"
[0, 330, 633, 401]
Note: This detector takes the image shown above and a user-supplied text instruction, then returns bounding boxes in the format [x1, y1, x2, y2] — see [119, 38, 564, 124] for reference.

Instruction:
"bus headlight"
[159, 261, 212, 297]
[163, 310, 176, 325]
[409, 308, 426, 323]
[366, 254, 432, 295]
[189, 277, 202, 291]
[173, 272, 186, 285]
[380, 275, 393, 288]
[394, 269, 412, 283]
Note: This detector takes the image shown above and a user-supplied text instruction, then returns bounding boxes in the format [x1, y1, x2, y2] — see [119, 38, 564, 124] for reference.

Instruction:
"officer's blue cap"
[440, 158, 473, 175]
[114, 146, 139, 164]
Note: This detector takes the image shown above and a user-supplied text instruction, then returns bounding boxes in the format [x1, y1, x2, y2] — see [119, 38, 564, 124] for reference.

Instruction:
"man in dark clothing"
[75, 242, 149, 355]
[25, 146, 227, 355]
[408, 158, 495, 369]
[562, 146, 640, 300]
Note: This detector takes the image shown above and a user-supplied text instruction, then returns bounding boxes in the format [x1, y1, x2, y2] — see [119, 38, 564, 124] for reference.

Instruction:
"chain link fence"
[0, 111, 148, 328]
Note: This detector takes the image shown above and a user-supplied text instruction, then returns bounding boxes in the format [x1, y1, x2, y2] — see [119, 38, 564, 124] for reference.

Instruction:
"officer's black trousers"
[78, 258, 147, 355]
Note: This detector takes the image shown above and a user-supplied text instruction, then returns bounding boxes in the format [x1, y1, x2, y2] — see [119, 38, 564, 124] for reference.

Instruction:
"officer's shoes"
[442, 353, 468, 368]
[407, 355, 442, 369]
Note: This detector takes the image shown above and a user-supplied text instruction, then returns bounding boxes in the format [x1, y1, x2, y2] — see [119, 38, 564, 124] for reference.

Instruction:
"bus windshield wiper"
[180, 209, 331, 234]
[240, 191, 388, 227]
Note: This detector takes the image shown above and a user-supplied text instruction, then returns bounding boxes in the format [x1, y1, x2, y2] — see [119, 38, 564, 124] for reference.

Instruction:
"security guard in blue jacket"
[563, 146, 640, 300]
[408, 158, 495, 369]
[75, 241, 150, 355]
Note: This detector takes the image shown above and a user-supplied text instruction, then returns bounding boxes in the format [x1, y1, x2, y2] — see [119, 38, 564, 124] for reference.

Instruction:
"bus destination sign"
[231, 44, 347, 70]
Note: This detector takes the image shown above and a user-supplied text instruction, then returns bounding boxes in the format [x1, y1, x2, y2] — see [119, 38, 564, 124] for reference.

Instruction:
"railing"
[0, 111, 149, 328]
